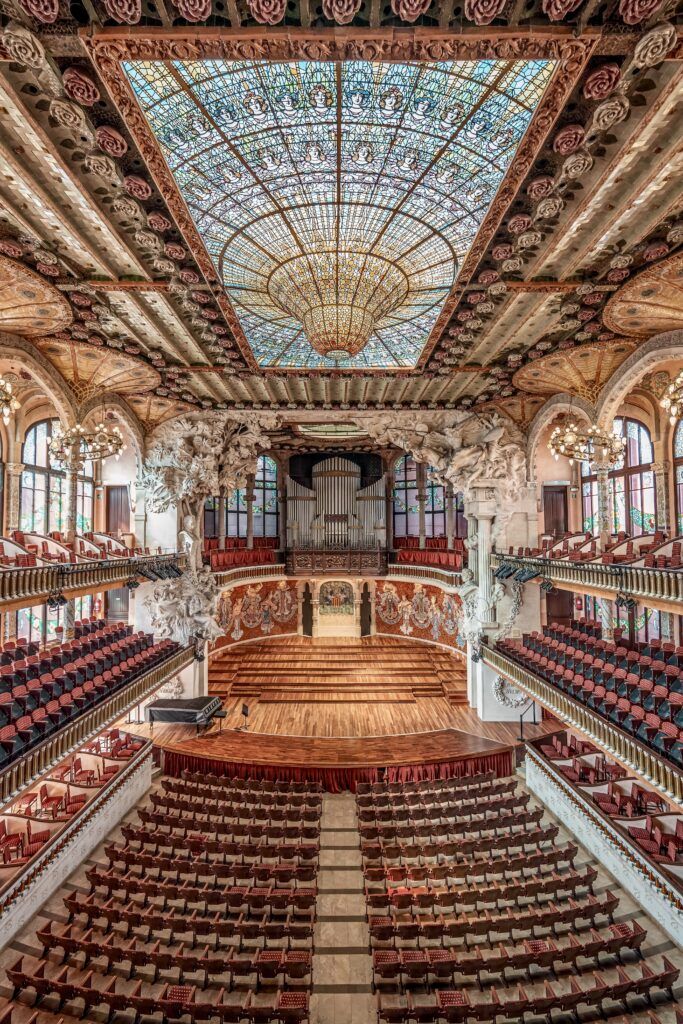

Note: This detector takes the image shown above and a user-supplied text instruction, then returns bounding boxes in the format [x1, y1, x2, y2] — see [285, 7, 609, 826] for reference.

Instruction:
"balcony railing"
[491, 553, 683, 612]
[0, 554, 185, 612]
[387, 562, 463, 587]
[212, 562, 285, 588]
[0, 645, 193, 803]
[482, 645, 683, 805]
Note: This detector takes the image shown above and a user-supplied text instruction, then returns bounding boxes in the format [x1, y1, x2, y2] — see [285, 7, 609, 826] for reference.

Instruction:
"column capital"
[4, 462, 23, 476]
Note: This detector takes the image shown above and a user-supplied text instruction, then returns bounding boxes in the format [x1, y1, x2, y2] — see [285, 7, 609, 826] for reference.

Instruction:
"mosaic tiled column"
[385, 468, 394, 552]
[417, 464, 427, 550]
[592, 461, 612, 542]
[446, 483, 455, 550]
[64, 466, 79, 540]
[651, 460, 670, 534]
[4, 462, 23, 532]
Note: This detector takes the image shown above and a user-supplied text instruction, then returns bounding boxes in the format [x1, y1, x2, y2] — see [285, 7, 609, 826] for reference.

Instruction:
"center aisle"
[312, 793, 374, 1022]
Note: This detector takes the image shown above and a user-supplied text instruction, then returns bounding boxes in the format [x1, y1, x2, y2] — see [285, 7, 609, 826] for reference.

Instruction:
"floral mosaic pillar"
[417, 463, 427, 550]
[245, 474, 255, 550]
[217, 492, 227, 551]
[592, 461, 612, 544]
[446, 483, 455, 550]
[651, 460, 669, 535]
[64, 466, 79, 541]
[4, 462, 23, 532]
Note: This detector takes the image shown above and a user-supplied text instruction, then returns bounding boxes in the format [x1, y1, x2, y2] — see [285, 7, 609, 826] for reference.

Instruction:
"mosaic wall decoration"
[375, 580, 463, 650]
[125, 59, 554, 369]
[216, 579, 298, 645]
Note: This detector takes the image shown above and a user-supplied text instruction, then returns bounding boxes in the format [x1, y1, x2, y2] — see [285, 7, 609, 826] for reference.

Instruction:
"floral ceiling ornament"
[391, 0, 431, 20]
[62, 67, 100, 106]
[95, 126, 128, 158]
[527, 177, 554, 200]
[592, 94, 630, 131]
[619, 0, 663, 23]
[541, 0, 582, 19]
[18, 0, 60, 23]
[583, 64, 621, 100]
[553, 123, 585, 155]
[463, 0, 507, 24]
[246, 0, 287, 22]
[103, 0, 142, 22]
[322, 0, 362, 22]
[175, 0, 213, 20]
[2, 23, 46, 69]
[633, 21, 677, 67]
[49, 98, 91, 134]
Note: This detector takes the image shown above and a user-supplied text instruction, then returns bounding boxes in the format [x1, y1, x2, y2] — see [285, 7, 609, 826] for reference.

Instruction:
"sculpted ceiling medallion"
[123, 58, 554, 369]
[0, 256, 72, 338]
[35, 337, 161, 403]
[602, 251, 683, 339]
[511, 338, 637, 404]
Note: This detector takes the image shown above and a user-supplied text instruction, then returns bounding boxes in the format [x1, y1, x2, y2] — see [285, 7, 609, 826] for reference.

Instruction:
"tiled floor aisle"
[311, 792, 374, 1024]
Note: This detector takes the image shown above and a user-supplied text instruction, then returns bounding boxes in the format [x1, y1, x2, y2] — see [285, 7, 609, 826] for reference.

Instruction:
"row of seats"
[360, 773, 680, 1024]
[394, 550, 463, 570]
[210, 549, 278, 570]
[536, 730, 683, 871]
[0, 633, 180, 769]
[0, 729, 144, 868]
[496, 623, 683, 770]
[0, 774, 321, 1023]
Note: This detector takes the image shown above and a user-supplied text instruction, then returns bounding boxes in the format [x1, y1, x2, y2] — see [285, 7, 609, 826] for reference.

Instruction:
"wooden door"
[106, 485, 130, 536]
[360, 583, 371, 636]
[301, 584, 313, 637]
[543, 485, 568, 538]
[545, 588, 574, 628]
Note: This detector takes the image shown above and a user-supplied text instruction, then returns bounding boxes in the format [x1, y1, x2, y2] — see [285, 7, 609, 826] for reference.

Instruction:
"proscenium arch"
[596, 330, 683, 429]
[526, 393, 596, 480]
[0, 333, 78, 428]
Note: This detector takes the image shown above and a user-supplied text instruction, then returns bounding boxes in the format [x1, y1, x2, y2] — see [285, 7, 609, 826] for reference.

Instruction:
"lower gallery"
[0, 5, 682, 1022]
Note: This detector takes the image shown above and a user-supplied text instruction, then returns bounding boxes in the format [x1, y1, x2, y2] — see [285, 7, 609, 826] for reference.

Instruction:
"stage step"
[257, 690, 417, 704]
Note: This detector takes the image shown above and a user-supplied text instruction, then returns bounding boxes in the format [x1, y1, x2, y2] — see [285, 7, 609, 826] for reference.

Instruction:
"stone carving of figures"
[376, 582, 400, 625]
[260, 591, 274, 634]
[231, 596, 244, 642]
[398, 593, 413, 635]
[178, 512, 201, 570]
[453, 567, 483, 647]
[411, 583, 431, 630]
[429, 595, 442, 641]
[144, 567, 224, 646]
[271, 579, 295, 622]
[241, 584, 264, 629]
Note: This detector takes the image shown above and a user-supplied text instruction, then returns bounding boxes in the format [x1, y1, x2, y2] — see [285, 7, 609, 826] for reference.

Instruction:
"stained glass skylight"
[125, 59, 555, 369]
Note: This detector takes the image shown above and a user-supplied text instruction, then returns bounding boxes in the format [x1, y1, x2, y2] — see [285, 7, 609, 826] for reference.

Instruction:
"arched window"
[674, 420, 683, 536]
[425, 472, 446, 538]
[20, 419, 95, 534]
[223, 455, 279, 538]
[393, 455, 419, 538]
[580, 417, 656, 537]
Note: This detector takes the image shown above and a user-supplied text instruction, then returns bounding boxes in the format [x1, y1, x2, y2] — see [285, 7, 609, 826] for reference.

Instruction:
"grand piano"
[145, 696, 223, 732]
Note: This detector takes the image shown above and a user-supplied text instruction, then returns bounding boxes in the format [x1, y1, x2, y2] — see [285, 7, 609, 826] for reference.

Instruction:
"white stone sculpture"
[140, 410, 279, 567]
[361, 410, 526, 503]
[144, 566, 225, 646]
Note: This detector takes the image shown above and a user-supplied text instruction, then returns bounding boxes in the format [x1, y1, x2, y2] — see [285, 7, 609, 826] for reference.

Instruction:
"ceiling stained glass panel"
[125, 59, 554, 369]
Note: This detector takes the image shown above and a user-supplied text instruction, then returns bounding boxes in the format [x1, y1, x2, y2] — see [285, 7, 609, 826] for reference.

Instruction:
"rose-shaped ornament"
[63, 67, 100, 106]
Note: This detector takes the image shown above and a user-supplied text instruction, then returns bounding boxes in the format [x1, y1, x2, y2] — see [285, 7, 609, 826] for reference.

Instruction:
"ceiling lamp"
[0, 375, 19, 425]
[660, 370, 683, 425]
[267, 252, 409, 361]
[548, 420, 626, 466]
[49, 422, 126, 467]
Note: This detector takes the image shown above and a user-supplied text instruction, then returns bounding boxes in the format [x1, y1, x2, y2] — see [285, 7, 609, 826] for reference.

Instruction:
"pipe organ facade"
[286, 456, 386, 548]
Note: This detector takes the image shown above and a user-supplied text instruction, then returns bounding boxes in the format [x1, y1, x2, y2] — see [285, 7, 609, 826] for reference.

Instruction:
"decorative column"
[63, 598, 75, 641]
[417, 463, 427, 550]
[446, 483, 455, 550]
[217, 491, 227, 550]
[385, 467, 395, 552]
[476, 511, 496, 626]
[4, 463, 24, 533]
[592, 460, 612, 545]
[64, 466, 79, 542]
[245, 473, 255, 550]
[134, 480, 147, 550]
[651, 460, 670, 535]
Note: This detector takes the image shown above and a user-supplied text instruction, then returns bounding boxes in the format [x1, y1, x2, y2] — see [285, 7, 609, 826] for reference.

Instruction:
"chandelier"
[0, 375, 19, 425]
[267, 251, 409, 361]
[48, 422, 125, 467]
[548, 420, 626, 467]
[660, 370, 683, 425]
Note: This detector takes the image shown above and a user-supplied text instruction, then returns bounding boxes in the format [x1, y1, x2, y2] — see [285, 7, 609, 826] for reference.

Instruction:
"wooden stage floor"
[124, 638, 557, 773]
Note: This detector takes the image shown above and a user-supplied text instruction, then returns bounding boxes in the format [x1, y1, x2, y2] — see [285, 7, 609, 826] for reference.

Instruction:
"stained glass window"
[393, 455, 420, 538]
[125, 58, 554, 369]
[19, 419, 95, 535]
[221, 455, 279, 538]
[674, 420, 683, 536]
[426, 473, 446, 538]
